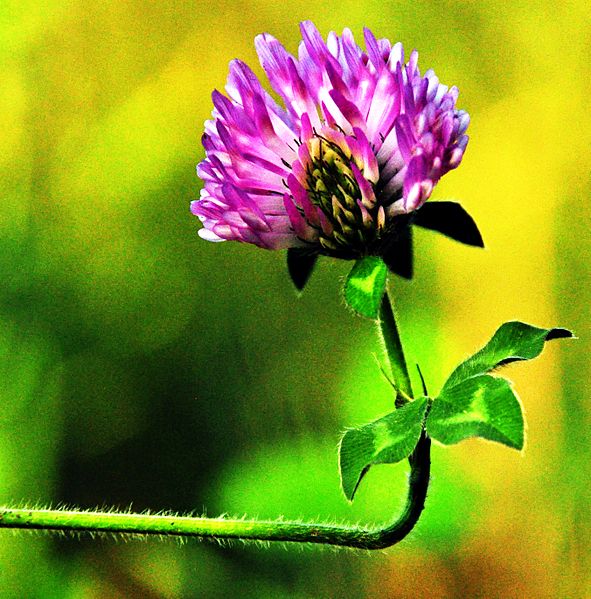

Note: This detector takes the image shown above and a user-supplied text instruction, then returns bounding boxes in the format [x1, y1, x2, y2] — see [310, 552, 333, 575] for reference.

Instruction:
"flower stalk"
[0, 291, 430, 549]
[378, 291, 413, 400]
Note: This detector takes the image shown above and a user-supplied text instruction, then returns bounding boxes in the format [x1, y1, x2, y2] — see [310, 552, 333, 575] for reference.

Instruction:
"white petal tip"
[198, 228, 226, 242]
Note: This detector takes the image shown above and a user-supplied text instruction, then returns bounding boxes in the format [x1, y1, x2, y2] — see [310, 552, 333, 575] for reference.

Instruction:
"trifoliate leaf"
[413, 201, 484, 248]
[442, 321, 573, 393]
[426, 375, 524, 449]
[343, 256, 388, 319]
[287, 248, 318, 292]
[339, 397, 428, 501]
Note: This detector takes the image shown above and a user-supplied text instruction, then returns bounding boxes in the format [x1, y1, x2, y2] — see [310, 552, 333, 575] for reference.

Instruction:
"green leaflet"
[343, 256, 388, 319]
[426, 321, 573, 450]
[339, 397, 428, 501]
[426, 375, 524, 449]
[442, 321, 573, 393]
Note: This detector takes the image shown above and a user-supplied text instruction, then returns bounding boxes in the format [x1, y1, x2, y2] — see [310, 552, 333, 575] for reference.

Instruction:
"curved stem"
[0, 291, 431, 549]
[0, 436, 430, 548]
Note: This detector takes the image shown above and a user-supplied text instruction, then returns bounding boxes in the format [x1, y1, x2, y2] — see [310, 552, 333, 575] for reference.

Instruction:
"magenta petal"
[363, 27, 384, 71]
[320, 99, 339, 129]
[251, 93, 294, 161]
[258, 231, 308, 249]
[457, 112, 470, 135]
[300, 112, 314, 142]
[299, 20, 330, 65]
[365, 69, 400, 142]
[404, 154, 428, 189]
[351, 162, 376, 208]
[329, 88, 365, 130]
[255, 33, 293, 94]
[394, 115, 416, 161]
[387, 42, 404, 69]
[284, 57, 315, 118]
[288, 174, 320, 227]
[239, 209, 271, 232]
[292, 159, 308, 187]
[283, 193, 315, 241]
[226, 59, 262, 107]
[403, 155, 433, 211]
[352, 127, 379, 183]
[404, 180, 433, 212]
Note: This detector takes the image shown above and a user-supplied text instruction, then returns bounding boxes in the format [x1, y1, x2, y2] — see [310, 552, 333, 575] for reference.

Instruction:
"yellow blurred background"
[1, 1, 589, 597]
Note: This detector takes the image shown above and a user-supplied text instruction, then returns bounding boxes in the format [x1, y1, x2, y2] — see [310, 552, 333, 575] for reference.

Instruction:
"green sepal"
[442, 321, 574, 393]
[381, 223, 413, 279]
[343, 256, 388, 319]
[339, 397, 429, 501]
[426, 375, 524, 449]
[413, 201, 484, 248]
[287, 248, 318, 292]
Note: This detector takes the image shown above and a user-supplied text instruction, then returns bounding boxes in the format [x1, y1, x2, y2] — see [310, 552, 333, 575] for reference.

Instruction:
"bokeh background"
[1, 1, 589, 597]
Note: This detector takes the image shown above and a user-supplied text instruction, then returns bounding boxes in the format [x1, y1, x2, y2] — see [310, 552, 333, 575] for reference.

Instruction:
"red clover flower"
[192, 21, 469, 261]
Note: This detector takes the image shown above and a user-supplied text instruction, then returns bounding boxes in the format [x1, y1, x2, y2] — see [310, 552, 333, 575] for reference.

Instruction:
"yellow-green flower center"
[305, 134, 383, 254]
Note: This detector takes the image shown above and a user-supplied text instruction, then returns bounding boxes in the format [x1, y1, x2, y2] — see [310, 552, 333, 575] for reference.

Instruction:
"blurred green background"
[1, 1, 589, 597]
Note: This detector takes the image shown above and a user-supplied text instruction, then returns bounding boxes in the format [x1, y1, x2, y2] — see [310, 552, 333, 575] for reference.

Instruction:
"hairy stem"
[0, 291, 431, 549]
[0, 435, 429, 548]
[378, 291, 413, 399]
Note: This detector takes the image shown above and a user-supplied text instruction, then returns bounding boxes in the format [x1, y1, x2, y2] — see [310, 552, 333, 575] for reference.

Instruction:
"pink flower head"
[192, 21, 469, 257]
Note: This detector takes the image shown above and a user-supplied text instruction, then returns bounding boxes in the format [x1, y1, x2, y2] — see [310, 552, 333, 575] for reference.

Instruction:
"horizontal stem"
[0, 285, 432, 549]
[0, 436, 430, 549]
